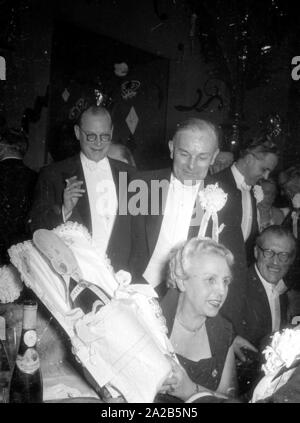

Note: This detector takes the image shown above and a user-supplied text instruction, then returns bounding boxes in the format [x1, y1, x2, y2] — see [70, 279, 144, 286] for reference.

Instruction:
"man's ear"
[168, 140, 174, 159]
[74, 124, 80, 141]
[177, 278, 186, 292]
[211, 148, 220, 165]
[245, 152, 254, 167]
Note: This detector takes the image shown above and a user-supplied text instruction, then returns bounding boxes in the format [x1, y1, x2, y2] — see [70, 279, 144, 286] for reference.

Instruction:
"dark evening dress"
[160, 288, 234, 391]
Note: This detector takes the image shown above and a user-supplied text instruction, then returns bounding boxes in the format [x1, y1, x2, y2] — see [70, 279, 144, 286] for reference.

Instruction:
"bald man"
[128, 118, 244, 297]
[29, 105, 136, 271]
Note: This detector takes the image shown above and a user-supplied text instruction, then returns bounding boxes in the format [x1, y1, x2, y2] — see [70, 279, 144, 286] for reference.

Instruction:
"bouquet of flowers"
[251, 327, 300, 402]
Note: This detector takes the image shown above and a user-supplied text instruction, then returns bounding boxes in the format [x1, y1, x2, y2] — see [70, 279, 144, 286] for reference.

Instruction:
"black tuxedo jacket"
[128, 168, 249, 334]
[282, 211, 300, 290]
[128, 168, 205, 285]
[0, 158, 37, 264]
[29, 154, 135, 272]
[208, 166, 259, 265]
[242, 265, 288, 349]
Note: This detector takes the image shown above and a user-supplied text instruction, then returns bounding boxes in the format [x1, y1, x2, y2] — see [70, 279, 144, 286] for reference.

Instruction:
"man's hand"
[63, 176, 85, 218]
[233, 335, 258, 362]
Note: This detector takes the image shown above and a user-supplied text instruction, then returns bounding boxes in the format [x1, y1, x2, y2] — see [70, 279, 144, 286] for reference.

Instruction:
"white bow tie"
[82, 158, 108, 172]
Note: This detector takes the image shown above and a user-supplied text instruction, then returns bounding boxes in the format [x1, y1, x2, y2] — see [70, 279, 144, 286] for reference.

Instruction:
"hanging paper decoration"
[121, 81, 141, 100]
[62, 88, 70, 103]
[94, 89, 104, 106]
[69, 98, 89, 121]
[259, 113, 283, 139]
[126, 107, 139, 134]
[114, 63, 129, 77]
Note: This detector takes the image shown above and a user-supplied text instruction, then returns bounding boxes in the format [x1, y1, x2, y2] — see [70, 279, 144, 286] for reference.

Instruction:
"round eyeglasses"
[256, 244, 292, 263]
[80, 127, 112, 143]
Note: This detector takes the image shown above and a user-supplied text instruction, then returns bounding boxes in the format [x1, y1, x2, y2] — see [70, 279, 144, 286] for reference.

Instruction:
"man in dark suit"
[0, 128, 37, 265]
[128, 117, 251, 343]
[208, 137, 279, 335]
[236, 225, 296, 396]
[29, 105, 135, 272]
[128, 118, 220, 297]
[210, 137, 279, 266]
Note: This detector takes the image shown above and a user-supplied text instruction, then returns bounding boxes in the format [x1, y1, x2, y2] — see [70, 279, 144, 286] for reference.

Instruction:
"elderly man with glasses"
[29, 105, 136, 272]
[236, 225, 296, 397]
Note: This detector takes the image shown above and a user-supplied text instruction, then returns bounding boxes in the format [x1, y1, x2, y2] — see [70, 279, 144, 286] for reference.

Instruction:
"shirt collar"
[80, 152, 109, 172]
[254, 263, 287, 296]
[231, 163, 251, 191]
[170, 173, 203, 193]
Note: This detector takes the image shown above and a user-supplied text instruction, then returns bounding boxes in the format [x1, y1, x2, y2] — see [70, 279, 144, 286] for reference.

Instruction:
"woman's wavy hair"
[166, 237, 234, 290]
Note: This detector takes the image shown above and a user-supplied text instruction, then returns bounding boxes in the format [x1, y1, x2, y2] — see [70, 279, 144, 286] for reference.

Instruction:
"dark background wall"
[0, 0, 299, 171]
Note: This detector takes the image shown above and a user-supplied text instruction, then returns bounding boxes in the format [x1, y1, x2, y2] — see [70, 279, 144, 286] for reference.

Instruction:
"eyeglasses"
[79, 127, 112, 143]
[256, 244, 292, 263]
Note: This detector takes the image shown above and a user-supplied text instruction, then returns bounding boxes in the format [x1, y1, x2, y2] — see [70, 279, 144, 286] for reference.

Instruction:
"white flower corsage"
[262, 327, 300, 376]
[253, 184, 264, 204]
[0, 264, 23, 303]
[198, 183, 228, 242]
[292, 193, 300, 209]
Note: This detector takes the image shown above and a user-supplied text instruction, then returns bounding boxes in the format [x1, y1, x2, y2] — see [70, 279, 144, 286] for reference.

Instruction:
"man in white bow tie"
[29, 105, 136, 272]
[210, 137, 279, 265]
[128, 117, 221, 298]
[208, 137, 279, 335]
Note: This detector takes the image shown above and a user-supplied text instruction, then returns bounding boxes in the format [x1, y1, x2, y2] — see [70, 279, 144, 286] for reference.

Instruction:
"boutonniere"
[292, 193, 300, 209]
[198, 183, 228, 242]
[253, 185, 264, 203]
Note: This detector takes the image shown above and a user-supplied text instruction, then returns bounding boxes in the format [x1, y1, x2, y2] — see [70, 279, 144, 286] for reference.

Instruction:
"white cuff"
[186, 391, 215, 403]
[62, 205, 72, 222]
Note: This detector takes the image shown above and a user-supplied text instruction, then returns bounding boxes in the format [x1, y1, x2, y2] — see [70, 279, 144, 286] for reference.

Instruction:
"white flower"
[0, 264, 23, 303]
[262, 327, 300, 376]
[198, 183, 228, 213]
[114, 62, 129, 77]
[292, 193, 300, 209]
[253, 184, 264, 204]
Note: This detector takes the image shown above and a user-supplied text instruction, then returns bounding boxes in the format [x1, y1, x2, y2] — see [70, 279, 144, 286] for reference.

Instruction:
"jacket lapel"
[62, 155, 92, 234]
[146, 169, 171, 256]
[250, 266, 273, 332]
[187, 179, 206, 239]
[279, 291, 288, 328]
[249, 189, 259, 237]
[108, 158, 126, 215]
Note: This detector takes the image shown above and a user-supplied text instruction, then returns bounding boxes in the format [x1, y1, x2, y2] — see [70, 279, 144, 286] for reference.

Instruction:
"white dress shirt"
[255, 264, 287, 332]
[143, 175, 202, 288]
[231, 163, 253, 241]
[0, 155, 22, 161]
[80, 153, 117, 253]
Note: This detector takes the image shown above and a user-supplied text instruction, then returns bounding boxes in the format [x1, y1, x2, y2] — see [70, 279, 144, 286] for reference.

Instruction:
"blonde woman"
[159, 237, 237, 401]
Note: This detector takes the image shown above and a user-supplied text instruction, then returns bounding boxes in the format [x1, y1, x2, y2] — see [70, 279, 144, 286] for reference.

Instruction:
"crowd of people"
[1, 103, 300, 403]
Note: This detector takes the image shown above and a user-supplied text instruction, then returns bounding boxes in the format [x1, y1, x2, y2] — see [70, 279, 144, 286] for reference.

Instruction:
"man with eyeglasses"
[235, 225, 296, 397]
[206, 137, 279, 340]
[29, 105, 135, 272]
